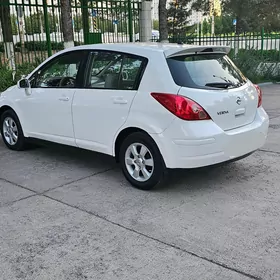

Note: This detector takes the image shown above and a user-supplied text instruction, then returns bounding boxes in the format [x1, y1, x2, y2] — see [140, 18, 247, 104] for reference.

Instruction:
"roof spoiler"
[164, 45, 231, 58]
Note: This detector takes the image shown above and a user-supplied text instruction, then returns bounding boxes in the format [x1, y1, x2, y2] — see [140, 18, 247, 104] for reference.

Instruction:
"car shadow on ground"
[25, 141, 260, 194]
[0, 138, 265, 195]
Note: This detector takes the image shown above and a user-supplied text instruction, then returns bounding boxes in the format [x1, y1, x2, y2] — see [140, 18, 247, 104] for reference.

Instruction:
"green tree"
[167, 0, 192, 38]
[153, 20, 159, 30]
[25, 12, 58, 35]
[10, 14, 18, 35]
[202, 18, 210, 35]
[25, 12, 43, 35]
[48, 13, 58, 33]
[214, 15, 234, 35]
[254, 0, 280, 32]
[73, 14, 83, 32]
[0, 0, 15, 70]
[192, 0, 280, 33]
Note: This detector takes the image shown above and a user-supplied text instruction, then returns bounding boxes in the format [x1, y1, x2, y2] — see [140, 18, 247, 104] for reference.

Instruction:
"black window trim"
[83, 49, 148, 91]
[30, 50, 90, 89]
[166, 53, 248, 91]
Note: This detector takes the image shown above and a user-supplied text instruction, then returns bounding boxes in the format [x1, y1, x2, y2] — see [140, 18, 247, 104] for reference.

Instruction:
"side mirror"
[17, 79, 30, 89]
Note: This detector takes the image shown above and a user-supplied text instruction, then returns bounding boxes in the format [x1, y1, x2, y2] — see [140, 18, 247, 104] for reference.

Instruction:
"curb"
[258, 82, 280, 86]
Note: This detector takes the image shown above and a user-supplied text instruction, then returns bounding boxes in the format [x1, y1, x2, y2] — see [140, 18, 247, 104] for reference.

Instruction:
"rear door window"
[166, 53, 247, 89]
[86, 51, 147, 90]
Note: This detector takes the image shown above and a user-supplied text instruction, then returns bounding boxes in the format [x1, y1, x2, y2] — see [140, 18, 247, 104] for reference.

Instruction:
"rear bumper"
[151, 107, 269, 169]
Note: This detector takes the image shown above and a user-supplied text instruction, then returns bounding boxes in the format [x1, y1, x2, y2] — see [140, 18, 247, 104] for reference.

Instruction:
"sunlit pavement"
[0, 84, 279, 280]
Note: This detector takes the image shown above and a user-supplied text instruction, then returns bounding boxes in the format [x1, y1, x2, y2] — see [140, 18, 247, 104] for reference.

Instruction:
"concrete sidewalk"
[0, 84, 279, 280]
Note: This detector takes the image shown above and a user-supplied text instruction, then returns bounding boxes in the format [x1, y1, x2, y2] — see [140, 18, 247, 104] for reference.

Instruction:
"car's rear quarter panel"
[123, 51, 180, 135]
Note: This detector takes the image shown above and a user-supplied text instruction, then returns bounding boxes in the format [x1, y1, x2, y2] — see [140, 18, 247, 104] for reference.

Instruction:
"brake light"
[254, 84, 262, 107]
[151, 93, 211, 121]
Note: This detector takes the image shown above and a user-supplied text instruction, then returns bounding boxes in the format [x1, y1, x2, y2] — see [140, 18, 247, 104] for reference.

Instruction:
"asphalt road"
[0, 84, 279, 280]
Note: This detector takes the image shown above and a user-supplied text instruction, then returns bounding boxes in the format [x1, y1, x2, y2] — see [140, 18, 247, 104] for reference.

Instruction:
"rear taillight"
[151, 93, 211, 121]
[254, 84, 262, 107]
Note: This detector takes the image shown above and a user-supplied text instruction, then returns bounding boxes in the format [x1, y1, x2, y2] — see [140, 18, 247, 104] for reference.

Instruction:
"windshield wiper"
[213, 75, 231, 83]
[208, 74, 237, 88]
[205, 82, 235, 89]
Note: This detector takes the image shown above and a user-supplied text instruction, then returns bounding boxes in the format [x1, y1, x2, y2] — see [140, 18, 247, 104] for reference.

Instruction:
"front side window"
[33, 51, 87, 88]
[167, 53, 247, 89]
[87, 51, 146, 90]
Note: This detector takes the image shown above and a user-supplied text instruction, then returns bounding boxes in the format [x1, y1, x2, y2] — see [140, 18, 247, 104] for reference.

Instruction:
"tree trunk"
[61, 0, 74, 48]
[0, 0, 16, 71]
[158, 0, 168, 42]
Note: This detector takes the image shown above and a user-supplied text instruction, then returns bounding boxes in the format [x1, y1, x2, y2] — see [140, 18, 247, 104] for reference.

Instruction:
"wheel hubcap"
[2, 117, 18, 146]
[125, 143, 154, 182]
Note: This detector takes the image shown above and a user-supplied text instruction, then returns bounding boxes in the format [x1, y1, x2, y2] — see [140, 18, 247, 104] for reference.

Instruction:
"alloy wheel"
[3, 117, 18, 146]
[125, 142, 154, 182]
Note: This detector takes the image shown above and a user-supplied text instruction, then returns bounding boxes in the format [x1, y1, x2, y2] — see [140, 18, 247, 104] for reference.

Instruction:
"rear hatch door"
[166, 48, 258, 131]
[178, 84, 258, 131]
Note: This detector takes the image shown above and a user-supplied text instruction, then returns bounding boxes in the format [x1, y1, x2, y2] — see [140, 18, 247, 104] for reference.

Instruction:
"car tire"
[119, 132, 166, 190]
[0, 109, 27, 151]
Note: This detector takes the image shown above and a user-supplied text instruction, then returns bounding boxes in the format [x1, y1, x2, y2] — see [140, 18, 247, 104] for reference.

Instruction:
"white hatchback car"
[0, 43, 269, 190]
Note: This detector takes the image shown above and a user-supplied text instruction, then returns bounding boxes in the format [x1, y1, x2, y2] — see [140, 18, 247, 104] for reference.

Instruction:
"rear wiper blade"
[205, 82, 235, 89]
[213, 75, 230, 83]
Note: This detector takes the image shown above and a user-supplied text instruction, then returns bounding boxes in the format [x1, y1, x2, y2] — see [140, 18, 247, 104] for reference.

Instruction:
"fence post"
[198, 23, 201, 45]
[127, 0, 133, 42]
[234, 33, 238, 56]
[81, 0, 89, 44]
[261, 27, 264, 56]
[42, 0, 52, 57]
[278, 33, 280, 61]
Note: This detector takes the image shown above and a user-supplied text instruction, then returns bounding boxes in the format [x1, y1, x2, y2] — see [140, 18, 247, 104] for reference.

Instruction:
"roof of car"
[66, 42, 231, 57]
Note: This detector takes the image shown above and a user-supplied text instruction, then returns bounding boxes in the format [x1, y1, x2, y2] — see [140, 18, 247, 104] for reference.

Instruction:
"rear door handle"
[113, 97, 128, 104]
[59, 97, 70, 102]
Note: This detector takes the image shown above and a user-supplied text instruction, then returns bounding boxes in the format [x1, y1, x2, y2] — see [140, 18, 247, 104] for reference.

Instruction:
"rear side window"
[86, 51, 147, 90]
[166, 53, 247, 89]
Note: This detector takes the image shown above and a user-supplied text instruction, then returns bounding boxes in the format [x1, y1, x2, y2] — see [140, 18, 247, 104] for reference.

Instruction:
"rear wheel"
[119, 132, 166, 190]
[0, 110, 27, 151]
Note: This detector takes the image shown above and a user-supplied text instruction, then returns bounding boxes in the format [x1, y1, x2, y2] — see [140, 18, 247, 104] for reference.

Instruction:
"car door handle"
[113, 97, 128, 104]
[59, 97, 70, 102]
[235, 108, 246, 116]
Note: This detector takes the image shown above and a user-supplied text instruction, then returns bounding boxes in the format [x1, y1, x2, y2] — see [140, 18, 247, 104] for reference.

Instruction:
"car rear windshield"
[166, 53, 247, 89]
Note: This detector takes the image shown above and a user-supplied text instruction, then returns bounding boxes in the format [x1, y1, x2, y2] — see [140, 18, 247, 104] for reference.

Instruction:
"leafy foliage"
[0, 62, 39, 92]
[192, 0, 280, 33]
[153, 20, 159, 30]
[10, 14, 19, 35]
[167, 0, 192, 37]
[11, 41, 82, 52]
[14, 41, 64, 52]
[214, 15, 235, 35]
[24, 13, 59, 35]
[230, 49, 280, 83]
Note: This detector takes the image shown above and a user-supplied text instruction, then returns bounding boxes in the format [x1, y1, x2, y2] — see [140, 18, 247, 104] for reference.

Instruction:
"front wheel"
[0, 110, 27, 151]
[119, 132, 166, 190]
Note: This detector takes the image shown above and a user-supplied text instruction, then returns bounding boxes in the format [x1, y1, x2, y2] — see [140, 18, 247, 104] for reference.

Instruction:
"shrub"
[230, 48, 280, 83]
[14, 41, 84, 52]
[14, 41, 64, 52]
[0, 43, 4, 53]
[0, 62, 39, 92]
[236, 49, 280, 62]
[1, 41, 84, 53]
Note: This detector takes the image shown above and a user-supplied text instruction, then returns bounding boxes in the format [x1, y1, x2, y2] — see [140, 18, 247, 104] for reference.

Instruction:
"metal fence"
[169, 31, 280, 60]
[195, 33, 279, 54]
[0, 0, 280, 67]
[0, 0, 140, 66]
